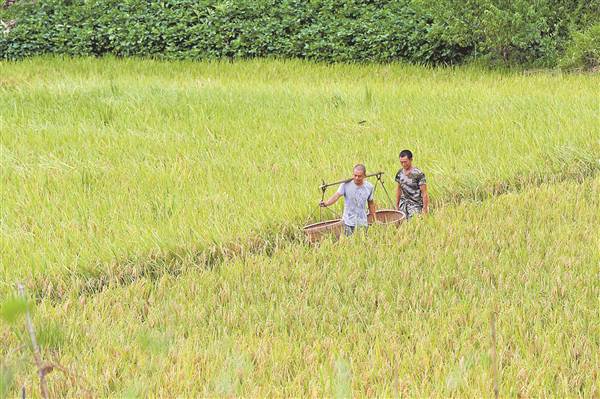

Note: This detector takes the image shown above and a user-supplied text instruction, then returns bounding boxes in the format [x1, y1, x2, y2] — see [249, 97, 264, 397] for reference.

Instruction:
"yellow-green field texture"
[1, 58, 599, 396]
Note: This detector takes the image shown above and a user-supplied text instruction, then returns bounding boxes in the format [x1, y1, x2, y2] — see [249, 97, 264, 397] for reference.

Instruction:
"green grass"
[1, 57, 599, 291]
[0, 58, 599, 396]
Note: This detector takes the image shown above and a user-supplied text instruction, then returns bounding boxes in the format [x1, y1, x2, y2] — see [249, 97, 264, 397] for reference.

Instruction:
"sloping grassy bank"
[2, 177, 598, 396]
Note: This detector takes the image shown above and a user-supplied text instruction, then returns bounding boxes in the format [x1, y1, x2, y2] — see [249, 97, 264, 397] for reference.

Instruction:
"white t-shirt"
[337, 181, 374, 226]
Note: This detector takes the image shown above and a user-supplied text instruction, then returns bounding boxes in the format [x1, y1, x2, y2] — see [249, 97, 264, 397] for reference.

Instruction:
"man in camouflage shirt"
[395, 149, 429, 219]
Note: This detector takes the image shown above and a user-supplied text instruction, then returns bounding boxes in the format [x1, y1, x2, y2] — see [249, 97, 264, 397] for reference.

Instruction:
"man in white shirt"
[320, 164, 376, 235]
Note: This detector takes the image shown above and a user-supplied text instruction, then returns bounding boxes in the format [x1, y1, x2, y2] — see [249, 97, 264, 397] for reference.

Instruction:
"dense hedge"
[420, 0, 600, 67]
[559, 23, 600, 70]
[0, 0, 598, 66]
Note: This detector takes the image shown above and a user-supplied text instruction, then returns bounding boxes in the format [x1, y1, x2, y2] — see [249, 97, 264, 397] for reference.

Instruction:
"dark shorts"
[343, 224, 368, 236]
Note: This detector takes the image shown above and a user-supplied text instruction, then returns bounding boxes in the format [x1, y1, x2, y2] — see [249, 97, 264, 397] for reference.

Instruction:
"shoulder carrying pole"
[319, 172, 384, 192]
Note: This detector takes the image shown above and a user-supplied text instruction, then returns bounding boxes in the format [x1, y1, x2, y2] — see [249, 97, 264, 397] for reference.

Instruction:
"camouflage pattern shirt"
[395, 167, 427, 208]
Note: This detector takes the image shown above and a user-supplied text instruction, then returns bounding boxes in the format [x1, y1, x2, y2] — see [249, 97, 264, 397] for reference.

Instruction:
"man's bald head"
[353, 164, 366, 186]
[354, 164, 366, 175]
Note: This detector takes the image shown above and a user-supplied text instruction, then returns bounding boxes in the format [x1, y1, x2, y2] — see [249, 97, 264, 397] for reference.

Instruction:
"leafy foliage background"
[0, 0, 598, 66]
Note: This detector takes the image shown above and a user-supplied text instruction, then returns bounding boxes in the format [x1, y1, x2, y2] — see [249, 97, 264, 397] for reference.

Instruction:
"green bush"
[0, 0, 598, 65]
[560, 24, 600, 70]
[417, 0, 600, 67]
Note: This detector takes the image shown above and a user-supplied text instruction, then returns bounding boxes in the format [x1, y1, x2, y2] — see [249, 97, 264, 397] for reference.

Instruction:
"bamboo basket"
[372, 209, 405, 226]
[303, 219, 343, 243]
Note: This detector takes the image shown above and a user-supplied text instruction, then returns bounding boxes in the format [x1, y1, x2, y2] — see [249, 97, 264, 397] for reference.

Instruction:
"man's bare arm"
[396, 184, 402, 210]
[367, 199, 376, 224]
[420, 184, 429, 214]
[320, 192, 342, 207]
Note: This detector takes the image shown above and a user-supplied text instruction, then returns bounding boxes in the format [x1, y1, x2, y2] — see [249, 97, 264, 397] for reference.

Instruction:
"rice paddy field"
[1, 58, 599, 397]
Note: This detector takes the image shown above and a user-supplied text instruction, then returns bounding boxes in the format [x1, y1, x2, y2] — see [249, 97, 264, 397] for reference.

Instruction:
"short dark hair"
[399, 149, 413, 159]
[353, 164, 366, 175]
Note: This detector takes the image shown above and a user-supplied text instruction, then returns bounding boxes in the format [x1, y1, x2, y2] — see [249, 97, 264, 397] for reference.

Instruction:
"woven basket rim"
[303, 219, 342, 231]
